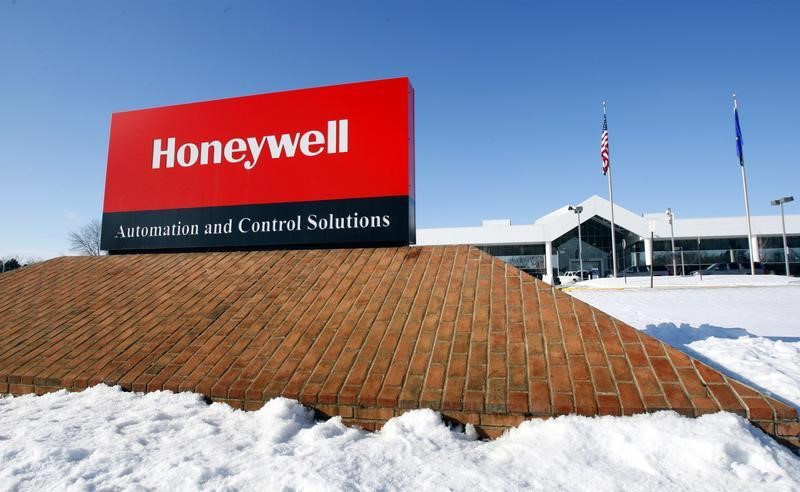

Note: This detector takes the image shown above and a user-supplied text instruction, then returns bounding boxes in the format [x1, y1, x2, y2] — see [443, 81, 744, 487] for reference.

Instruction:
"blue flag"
[734, 102, 744, 166]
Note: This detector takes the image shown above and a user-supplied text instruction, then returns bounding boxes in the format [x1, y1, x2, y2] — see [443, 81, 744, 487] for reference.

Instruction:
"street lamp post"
[666, 208, 677, 276]
[771, 196, 794, 276]
[569, 205, 584, 280]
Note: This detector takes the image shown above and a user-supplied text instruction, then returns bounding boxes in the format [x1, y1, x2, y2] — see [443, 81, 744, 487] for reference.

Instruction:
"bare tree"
[68, 219, 103, 256]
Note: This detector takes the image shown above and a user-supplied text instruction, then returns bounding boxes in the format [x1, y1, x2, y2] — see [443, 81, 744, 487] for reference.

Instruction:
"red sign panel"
[101, 78, 415, 252]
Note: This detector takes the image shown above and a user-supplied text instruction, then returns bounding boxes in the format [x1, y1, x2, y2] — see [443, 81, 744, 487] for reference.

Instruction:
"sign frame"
[100, 77, 415, 253]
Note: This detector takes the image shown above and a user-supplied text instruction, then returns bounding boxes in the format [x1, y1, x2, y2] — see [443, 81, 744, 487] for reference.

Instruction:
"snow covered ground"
[569, 276, 800, 410]
[1, 386, 799, 491]
[567, 274, 798, 290]
[2, 275, 799, 490]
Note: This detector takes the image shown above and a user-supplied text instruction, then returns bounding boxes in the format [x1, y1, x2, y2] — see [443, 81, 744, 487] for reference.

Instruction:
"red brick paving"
[0, 246, 797, 448]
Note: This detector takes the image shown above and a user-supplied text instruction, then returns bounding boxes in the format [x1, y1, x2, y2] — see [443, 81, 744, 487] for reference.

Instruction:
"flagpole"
[734, 93, 756, 275]
[604, 101, 618, 277]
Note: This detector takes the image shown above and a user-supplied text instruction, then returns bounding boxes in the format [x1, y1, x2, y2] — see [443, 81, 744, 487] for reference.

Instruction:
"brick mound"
[0, 247, 797, 447]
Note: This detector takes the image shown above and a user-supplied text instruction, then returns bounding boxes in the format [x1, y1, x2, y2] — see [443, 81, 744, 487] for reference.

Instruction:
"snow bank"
[569, 282, 800, 339]
[687, 336, 800, 410]
[570, 274, 799, 290]
[569, 281, 800, 411]
[1, 385, 798, 491]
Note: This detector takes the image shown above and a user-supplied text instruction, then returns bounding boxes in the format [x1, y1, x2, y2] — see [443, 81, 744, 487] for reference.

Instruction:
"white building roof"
[417, 195, 800, 246]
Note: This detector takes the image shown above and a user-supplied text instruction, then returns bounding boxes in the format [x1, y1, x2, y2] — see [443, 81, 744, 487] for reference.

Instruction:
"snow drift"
[1, 385, 798, 491]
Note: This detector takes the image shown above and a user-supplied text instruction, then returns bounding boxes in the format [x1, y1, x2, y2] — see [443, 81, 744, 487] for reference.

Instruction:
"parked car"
[559, 270, 591, 284]
[651, 265, 670, 276]
[621, 265, 669, 276]
[621, 265, 647, 276]
[691, 262, 765, 275]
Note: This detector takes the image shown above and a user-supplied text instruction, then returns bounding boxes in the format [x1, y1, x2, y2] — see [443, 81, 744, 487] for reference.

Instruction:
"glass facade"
[477, 222, 799, 277]
[651, 236, 800, 275]
[477, 244, 546, 277]
[479, 219, 642, 278]
[552, 217, 638, 277]
[758, 235, 800, 275]
[651, 237, 750, 275]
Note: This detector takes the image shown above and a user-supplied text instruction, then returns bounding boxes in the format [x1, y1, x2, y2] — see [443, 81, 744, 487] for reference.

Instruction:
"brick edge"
[2, 382, 797, 451]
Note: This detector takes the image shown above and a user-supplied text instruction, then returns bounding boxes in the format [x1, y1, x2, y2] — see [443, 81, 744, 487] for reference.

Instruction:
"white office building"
[418, 195, 800, 281]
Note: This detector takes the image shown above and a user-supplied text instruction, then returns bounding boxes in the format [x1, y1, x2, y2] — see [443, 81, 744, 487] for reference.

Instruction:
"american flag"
[601, 114, 610, 175]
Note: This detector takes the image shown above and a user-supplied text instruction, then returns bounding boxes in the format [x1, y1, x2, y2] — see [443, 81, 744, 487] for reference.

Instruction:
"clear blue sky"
[2, 1, 798, 259]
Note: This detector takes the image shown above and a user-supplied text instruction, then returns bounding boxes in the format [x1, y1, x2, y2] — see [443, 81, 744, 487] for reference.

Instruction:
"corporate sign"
[101, 78, 415, 253]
